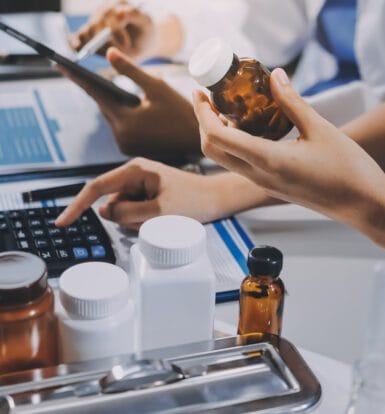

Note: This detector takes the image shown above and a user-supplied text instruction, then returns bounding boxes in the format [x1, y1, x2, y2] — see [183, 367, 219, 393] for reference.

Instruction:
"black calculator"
[0, 206, 116, 278]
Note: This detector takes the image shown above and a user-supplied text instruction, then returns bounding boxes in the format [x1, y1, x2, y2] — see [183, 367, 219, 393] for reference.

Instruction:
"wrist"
[360, 194, 385, 247]
[206, 173, 281, 219]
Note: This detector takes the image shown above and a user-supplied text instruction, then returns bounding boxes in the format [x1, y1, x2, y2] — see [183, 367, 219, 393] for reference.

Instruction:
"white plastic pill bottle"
[130, 215, 216, 351]
[57, 262, 135, 364]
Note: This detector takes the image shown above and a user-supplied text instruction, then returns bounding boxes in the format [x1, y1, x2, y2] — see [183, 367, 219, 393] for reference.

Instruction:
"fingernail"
[99, 204, 111, 220]
[55, 215, 63, 226]
[99, 205, 108, 218]
[274, 68, 290, 86]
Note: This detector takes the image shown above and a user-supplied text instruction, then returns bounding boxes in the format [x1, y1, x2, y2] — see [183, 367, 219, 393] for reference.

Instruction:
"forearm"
[207, 172, 283, 218]
[342, 103, 385, 170]
[349, 189, 385, 248]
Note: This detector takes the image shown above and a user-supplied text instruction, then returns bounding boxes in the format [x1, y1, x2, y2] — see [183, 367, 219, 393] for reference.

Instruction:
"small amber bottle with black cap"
[238, 246, 285, 336]
[189, 38, 293, 140]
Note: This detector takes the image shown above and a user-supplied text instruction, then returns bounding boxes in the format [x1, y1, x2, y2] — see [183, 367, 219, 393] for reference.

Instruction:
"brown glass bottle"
[238, 246, 285, 336]
[189, 38, 293, 140]
[0, 252, 58, 376]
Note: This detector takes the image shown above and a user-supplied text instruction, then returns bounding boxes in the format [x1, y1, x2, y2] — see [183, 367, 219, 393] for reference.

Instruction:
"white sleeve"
[242, 0, 314, 67]
[145, 0, 256, 61]
[144, 0, 316, 66]
[356, 0, 385, 101]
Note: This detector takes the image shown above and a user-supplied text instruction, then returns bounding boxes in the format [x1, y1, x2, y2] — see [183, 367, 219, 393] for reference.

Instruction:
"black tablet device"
[0, 21, 141, 107]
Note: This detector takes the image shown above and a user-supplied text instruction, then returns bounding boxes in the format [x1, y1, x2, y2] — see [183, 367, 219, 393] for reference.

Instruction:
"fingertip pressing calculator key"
[0, 207, 116, 278]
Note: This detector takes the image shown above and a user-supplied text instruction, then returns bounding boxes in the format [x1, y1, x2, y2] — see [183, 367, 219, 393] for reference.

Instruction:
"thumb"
[107, 47, 157, 93]
[270, 68, 322, 136]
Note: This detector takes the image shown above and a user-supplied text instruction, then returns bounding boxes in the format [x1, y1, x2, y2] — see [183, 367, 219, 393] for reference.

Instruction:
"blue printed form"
[0, 90, 64, 167]
[0, 78, 126, 174]
[205, 217, 254, 301]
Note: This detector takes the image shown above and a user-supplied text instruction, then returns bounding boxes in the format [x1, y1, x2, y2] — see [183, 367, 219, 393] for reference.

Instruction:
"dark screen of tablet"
[0, 21, 141, 107]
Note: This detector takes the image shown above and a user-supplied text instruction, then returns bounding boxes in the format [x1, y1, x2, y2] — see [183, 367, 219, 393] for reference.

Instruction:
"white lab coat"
[241, 0, 385, 101]
[146, 0, 384, 123]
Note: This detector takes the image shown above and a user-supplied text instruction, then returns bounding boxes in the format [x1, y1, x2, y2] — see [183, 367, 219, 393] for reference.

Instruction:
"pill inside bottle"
[189, 38, 293, 140]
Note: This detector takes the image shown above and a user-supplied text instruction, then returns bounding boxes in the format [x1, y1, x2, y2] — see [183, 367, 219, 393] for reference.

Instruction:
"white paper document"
[0, 78, 128, 174]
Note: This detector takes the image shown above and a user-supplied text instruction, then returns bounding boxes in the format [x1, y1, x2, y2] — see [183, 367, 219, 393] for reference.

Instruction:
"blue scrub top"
[303, 0, 360, 96]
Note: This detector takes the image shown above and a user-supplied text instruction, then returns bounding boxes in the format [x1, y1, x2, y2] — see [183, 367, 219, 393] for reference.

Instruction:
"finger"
[99, 187, 146, 220]
[69, 34, 82, 51]
[200, 132, 252, 175]
[55, 163, 140, 227]
[218, 114, 229, 126]
[106, 47, 159, 95]
[100, 199, 159, 226]
[127, 222, 142, 231]
[112, 27, 132, 49]
[193, 90, 276, 169]
[270, 68, 323, 136]
[73, 23, 98, 51]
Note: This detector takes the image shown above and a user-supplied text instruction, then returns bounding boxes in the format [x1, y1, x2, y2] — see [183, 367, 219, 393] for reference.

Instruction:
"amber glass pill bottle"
[189, 38, 293, 140]
[238, 246, 285, 336]
[0, 252, 58, 376]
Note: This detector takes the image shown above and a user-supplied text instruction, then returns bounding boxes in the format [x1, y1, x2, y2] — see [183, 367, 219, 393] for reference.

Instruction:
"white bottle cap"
[59, 262, 129, 320]
[189, 37, 234, 87]
[138, 215, 206, 267]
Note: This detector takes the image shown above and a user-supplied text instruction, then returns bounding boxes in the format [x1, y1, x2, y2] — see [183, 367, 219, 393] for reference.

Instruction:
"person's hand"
[55, 158, 257, 230]
[193, 69, 385, 246]
[58, 47, 200, 156]
[70, 1, 155, 60]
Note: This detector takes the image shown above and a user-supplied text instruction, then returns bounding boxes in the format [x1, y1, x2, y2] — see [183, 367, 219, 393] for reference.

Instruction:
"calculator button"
[69, 235, 83, 245]
[11, 219, 25, 229]
[48, 227, 64, 237]
[15, 229, 28, 239]
[45, 218, 56, 226]
[26, 209, 40, 217]
[86, 234, 101, 244]
[66, 226, 79, 235]
[56, 248, 72, 260]
[0, 213, 5, 220]
[42, 208, 58, 217]
[38, 250, 55, 262]
[0, 221, 8, 231]
[32, 228, 46, 238]
[80, 214, 91, 223]
[35, 239, 50, 249]
[18, 240, 32, 250]
[9, 211, 23, 219]
[73, 247, 89, 260]
[28, 219, 43, 227]
[52, 237, 66, 247]
[91, 245, 106, 259]
[81, 224, 96, 234]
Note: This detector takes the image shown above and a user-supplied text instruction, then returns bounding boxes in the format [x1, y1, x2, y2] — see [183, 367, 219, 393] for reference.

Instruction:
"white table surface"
[300, 348, 352, 413]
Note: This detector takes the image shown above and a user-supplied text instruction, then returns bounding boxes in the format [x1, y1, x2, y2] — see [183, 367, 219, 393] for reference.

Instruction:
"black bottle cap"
[247, 246, 283, 278]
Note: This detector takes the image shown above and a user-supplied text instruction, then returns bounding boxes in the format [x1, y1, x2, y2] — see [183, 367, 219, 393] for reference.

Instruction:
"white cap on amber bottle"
[189, 37, 234, 87]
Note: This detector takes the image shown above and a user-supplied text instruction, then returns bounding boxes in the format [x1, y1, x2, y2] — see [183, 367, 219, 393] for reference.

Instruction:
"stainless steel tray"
[0, 334, 321, 413]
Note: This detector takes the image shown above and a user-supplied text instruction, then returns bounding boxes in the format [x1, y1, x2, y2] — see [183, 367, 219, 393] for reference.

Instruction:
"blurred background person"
[71, 0, 385, 100]
[63, 0, 384, 157]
